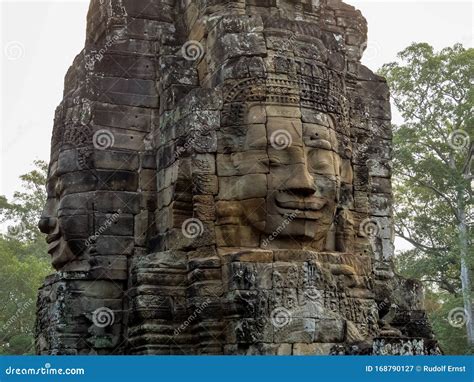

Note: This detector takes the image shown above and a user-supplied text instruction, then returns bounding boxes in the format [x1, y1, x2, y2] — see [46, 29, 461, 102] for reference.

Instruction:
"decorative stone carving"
[35, 0, 438, 355]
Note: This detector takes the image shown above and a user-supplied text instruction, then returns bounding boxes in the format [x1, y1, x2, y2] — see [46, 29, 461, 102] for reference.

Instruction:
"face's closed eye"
[305, 136, 332, 150]
[307, 148, 339, 177]
[268, 157, 283, 168]
[54, 178, 62, 199]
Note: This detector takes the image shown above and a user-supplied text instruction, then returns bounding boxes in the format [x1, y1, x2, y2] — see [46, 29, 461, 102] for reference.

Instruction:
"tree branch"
[395, 231, 450, 253]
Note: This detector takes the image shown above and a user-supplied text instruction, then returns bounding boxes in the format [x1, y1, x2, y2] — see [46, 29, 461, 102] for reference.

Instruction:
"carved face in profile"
[38, 149, 91, 269]
[38, 138, 140, 269]
[217, 102, 350, 250]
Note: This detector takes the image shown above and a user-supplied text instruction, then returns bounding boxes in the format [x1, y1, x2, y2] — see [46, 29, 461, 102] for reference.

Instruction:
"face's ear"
[335, 208, 355, 253]
[340, 158, 352, 183]
[335, 177, 341, 204]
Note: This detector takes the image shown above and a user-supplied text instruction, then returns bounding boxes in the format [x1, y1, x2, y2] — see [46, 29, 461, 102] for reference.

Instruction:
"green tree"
[423, 291, 473, 355]
[380, 43, 473, 350]
[0, 240, 50, 354]
[0, 159, 48, 244]
[0, 161, 51, 354]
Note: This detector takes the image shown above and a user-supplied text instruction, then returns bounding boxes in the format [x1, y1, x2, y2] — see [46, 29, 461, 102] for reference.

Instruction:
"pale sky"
[0, 0, 473, 250]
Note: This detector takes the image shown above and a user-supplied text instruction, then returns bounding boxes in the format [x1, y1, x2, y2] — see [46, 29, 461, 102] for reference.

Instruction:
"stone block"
[217, 150, 268, 176]
[217, 174, 267, 200]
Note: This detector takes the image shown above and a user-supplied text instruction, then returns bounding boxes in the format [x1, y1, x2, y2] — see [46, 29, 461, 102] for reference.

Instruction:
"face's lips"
[46, 230, 62, 255]
[275, 199, 327, 210]
[46, 231, 61, 244]
[275, 195, 327, 210]
[274, 195, 328, 220]
[47, 239, 61, 253]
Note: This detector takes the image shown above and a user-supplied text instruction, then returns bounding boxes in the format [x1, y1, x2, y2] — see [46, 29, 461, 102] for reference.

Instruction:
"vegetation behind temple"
[380, 43, 473, 354]
[0, 160, 51, 354]
[0, 43, 472, 355]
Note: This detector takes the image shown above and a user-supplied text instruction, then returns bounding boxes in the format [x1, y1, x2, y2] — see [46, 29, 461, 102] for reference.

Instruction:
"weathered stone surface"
[36, 0, 438, 356]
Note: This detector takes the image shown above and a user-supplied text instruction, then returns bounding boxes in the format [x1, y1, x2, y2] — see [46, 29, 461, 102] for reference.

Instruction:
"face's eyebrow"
[291, 121, 303, 139]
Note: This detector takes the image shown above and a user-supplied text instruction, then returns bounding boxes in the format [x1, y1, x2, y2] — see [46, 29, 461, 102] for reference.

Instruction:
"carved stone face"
[38, 143, 140, 270]
[223, 105, 342, 249]
[38, 150, 89, 269]
[38, 172, 70, 269]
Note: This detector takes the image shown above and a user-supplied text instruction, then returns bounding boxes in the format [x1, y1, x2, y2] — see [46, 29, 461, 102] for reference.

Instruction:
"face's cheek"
[265, 178, 293, 234]
[57, 213, 90, 249]
[240, 198, 266, 231]
[307, 147, 341, 207]
[48, 204, 88, 269]
[58, 173, 93, 239]
[217, 117, 271, 231]
[268, 164, 295, 192]
[50, 239, 75, 270]
[313, 174, 339, 211]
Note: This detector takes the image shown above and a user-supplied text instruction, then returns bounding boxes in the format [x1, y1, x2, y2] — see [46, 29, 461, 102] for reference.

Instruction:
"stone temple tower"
[36, 0, 439, 355]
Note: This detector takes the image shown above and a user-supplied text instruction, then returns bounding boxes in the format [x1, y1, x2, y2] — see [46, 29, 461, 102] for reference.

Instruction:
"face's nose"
[38, 216, 55, 234]
[283, 163, 317, 197]
[38, 200, 57, 234]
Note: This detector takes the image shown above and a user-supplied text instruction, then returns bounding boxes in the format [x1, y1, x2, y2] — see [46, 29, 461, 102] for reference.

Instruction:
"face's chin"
[47, 235, 75, 270]
[263, 212, 333, 240]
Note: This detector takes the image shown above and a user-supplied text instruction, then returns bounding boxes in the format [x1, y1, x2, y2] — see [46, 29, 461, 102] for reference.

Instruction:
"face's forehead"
[267, 116, 303, 147]
[247, 104, 339, 145]
[46, 161, 59, 196]
[233, 104, 342, 179]
[46, 149, 78, 194]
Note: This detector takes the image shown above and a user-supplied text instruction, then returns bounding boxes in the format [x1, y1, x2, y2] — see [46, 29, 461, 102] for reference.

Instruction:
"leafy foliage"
[0, 160, 48, 243]
[425, 291, 473, 355]
[0, 161, 51, 354]
[380, 43, 473, 352]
